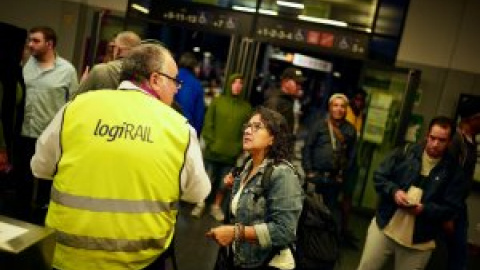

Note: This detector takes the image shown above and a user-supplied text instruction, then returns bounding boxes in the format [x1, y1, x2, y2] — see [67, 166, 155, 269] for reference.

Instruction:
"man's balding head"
[113, 31, 141, 59]
[120, 44, 179, 105]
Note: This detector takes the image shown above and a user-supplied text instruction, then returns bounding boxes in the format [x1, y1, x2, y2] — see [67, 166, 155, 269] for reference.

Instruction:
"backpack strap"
[260, 160, 301, 197]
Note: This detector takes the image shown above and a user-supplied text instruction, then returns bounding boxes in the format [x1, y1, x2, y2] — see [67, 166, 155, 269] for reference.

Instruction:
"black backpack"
[295, 184, 340, 268]
[253, 160, 340, 268]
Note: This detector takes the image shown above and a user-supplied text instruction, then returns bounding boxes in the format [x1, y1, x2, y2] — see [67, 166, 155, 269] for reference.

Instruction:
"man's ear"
[46, 40, 54, 50]
[149, 72, 158, 87]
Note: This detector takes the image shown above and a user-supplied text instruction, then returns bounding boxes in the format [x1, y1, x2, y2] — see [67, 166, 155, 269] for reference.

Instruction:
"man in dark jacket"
[444, 97, 480, 270]
[264, 67, 305, 134]
[357, 116, 467, 270]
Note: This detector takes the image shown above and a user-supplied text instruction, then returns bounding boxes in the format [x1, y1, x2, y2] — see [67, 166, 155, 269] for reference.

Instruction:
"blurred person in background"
[175, 52, 205, 135]
[264, 67, 305, 135]
[445, 98, 480, 270]
[191, 74, 252, 221]
[76, 31, 141, 95]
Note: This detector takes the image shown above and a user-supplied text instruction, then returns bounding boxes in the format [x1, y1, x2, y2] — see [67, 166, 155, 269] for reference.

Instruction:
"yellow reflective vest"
[46, 89, 190, 270]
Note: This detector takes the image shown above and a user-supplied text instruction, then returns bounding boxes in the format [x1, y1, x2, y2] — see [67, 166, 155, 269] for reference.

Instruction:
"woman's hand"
[206, 225, 235, 247]
[223, 173, 234, 189]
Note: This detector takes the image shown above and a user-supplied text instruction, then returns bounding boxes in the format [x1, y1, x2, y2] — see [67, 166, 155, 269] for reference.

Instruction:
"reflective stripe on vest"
[56, 229, 169, 252]
[51, 186, 179, 213]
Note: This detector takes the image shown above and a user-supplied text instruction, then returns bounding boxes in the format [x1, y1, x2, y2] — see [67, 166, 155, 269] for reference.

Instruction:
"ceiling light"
[297, 15, 348, 27]
[259, 9, 278, 16]
[233, 6, 278, 16]
[277, 1, 305, 9]
[232, 5, 256, 13]
[131, 3, 149, 14]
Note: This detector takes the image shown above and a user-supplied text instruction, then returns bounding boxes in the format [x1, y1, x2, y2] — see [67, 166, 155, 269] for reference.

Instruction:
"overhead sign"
[292, 54, 332, 72]
[149, 1, 253, 36]
[254, 15, 368, 59]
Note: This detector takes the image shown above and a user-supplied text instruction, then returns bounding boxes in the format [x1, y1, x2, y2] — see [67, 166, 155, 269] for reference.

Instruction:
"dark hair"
[253, 106, 293, 162]
[29, 26, 57, 47]
[354, 88, 367, 98]
[178, 52, 198, 72]
[428, 116, 455, 139]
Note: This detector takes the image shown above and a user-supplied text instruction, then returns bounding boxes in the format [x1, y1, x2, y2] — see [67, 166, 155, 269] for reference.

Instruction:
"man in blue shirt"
[174, 52, 205, 135]
[17, 26, 78, 222]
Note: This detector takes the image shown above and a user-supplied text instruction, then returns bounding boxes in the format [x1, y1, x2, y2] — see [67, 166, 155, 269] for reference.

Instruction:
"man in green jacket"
[191, 74, 252, 221]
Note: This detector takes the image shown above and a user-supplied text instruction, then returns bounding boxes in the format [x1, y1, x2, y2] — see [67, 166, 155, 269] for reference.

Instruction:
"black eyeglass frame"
[155, 71, 183, 89]
[243, 122, 267, 133]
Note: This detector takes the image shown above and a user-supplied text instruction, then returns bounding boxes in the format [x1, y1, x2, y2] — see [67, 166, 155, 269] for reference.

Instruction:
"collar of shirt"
[30, 53, 62, 71]
[118, 80, 152, 94]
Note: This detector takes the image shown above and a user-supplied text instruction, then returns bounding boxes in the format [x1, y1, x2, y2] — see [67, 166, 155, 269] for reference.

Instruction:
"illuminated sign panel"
[254, 16, 368, 59]
[149, 1, 253, 36]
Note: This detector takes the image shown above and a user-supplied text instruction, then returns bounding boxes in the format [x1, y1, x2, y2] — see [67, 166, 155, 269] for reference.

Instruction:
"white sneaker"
[191, 202, 205, 218]
[210, 205, 225, 221]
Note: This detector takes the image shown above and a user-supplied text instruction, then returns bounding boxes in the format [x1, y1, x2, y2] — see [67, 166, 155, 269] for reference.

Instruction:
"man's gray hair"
[115, 31, 141, 50]
[120, 44, 172, 82]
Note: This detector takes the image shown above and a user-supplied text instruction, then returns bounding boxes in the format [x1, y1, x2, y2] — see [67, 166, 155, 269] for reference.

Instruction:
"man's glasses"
[243, 122, 266, 132]
[156, 71, 183, 89]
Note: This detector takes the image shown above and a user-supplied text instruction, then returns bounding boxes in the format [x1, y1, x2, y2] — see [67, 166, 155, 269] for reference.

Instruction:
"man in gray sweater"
[75, 31, 141, 96]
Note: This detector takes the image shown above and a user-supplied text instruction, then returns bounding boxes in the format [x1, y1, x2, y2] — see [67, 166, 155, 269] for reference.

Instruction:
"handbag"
[214, 245, 233, 270]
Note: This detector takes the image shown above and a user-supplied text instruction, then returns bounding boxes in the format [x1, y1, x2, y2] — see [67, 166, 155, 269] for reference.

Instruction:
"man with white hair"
[302, 93, 356, 218]
[31, 43, 211, 270]
[75, 31, 141, 95]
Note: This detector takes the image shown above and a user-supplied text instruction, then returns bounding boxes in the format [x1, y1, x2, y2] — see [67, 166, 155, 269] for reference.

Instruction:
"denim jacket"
[231, 158, 304, 268]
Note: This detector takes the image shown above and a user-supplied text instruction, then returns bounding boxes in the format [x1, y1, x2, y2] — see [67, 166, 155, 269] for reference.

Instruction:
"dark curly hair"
[252, 106, 293, 163]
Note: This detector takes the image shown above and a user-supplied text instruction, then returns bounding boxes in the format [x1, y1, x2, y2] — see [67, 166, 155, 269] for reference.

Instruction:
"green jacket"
[202, 74, 252, 165]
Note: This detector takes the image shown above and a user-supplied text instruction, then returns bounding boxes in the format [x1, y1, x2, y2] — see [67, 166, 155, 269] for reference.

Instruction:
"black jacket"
[374, 143, 467, 244]
[302, 117, 356, 174]
[264, 91, 295, 133]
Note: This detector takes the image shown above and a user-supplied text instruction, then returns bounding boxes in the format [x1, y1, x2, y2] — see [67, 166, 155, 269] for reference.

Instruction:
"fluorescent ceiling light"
[259, 9, 278, 16]
[277, 1, 305, 9]
[232, 5, 256, 13]
[298, 15, 348, 27]
[233, 6, 278, 16]
[131, 3, 149, 14]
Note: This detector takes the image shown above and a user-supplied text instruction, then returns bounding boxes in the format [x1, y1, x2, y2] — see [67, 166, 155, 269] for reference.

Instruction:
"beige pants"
[357, 218, 432, 270]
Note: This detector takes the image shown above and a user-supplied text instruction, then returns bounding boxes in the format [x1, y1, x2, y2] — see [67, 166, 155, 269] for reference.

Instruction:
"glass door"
[354, 66, 421, 210]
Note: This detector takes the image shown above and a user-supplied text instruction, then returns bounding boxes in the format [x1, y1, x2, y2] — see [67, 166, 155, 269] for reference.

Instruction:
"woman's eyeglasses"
[243, 122, 266, 132]
[155, 71, 183, 89]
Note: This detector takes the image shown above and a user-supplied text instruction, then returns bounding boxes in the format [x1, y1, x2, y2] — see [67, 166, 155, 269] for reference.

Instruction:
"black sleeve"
[373, 148, 404, 199]
[302, 120, 322, 173]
